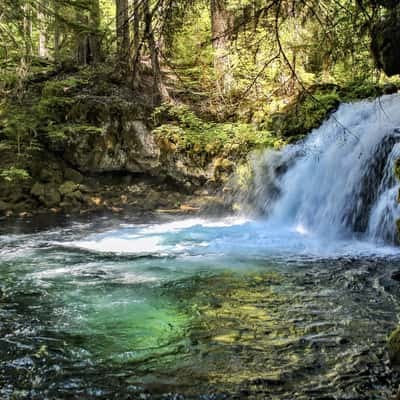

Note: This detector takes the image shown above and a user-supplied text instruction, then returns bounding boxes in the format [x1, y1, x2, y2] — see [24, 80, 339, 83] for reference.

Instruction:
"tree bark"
[75, 1, 102, 65]
[116, 0, 130, 70]
[76, 12, 89, 65]
[132, 0, 142, 88]
[23, 2, 32, 64]
[89, 0, 102, 64]
[54, 0, 61, 63]
[210, 0, 233, 95]
[143, 0, 169, 105]
[38, 1, 49, 58]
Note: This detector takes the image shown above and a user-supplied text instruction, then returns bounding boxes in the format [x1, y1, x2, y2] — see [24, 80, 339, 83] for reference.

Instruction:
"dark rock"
[39, 165, 63, 184]
[64, 168, 83, 183]
[391, 270, 400, 281]
[371, 7, 400, 76]
[31, 182, 61, 207]
[0, 200, 11, 212]
[382, 83, 398, 94]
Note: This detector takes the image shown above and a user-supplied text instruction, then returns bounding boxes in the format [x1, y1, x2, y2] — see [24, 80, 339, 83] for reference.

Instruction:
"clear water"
[1, 215, 400, 399]
[3, 95, 400, 399]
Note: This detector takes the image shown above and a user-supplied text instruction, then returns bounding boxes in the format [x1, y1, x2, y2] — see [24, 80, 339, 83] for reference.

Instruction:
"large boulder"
[63, 97, 160, 175]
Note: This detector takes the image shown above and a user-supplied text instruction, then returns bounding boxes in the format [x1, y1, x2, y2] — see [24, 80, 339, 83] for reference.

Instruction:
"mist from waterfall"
[250, 93, 400, 243]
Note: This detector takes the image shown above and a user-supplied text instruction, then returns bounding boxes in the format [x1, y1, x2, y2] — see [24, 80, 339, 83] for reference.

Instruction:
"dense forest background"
[1, 0, 398, 104]
[0, 0, 400, 214]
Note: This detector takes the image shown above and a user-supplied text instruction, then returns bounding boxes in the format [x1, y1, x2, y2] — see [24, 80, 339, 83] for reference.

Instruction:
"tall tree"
[143, 0, 169, 104]
[116, 0, 130, 70]
[75, 0, 102, 65]
[38, 0, 49, 59]
[132, 0, 142, 87]
[23, 1, 33, 64]
[89, 0, 102, 63]
[210, 0, 233, 95]
[54, 0, 61, 63]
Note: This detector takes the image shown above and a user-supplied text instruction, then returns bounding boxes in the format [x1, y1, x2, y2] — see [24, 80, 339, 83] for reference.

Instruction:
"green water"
[1, 216, 400, 399]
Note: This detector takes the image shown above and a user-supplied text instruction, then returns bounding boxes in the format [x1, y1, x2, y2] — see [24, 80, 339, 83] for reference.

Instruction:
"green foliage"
[41, 78, 89, 97]
[298, 91, 341, 133]
[0, 167, 30, 182]
[339, 79, 382, 101]
[0, 102, 39, 154]
[46, 123, 104, 144]
[152, 103, 284, 164]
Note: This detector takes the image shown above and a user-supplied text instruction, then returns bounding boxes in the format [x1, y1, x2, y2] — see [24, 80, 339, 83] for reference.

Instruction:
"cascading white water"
[253, 93, 400, 243]
[368, 143, 400, 243]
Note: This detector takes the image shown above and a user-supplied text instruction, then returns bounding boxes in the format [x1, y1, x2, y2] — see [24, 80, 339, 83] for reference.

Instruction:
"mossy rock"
[31, 182, 61, 207]
[64, 190, 83, 202]
[0, 200, 11, 212]
[269, 89, 340, 138]
[39, 166, 63, 184]
[388, 326, 400, 365]
[59, 181, 79, 196]
[64, 168, 83, 183]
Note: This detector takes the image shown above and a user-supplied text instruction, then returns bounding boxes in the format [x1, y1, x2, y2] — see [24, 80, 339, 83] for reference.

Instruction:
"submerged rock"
[391, 271, 400, 282]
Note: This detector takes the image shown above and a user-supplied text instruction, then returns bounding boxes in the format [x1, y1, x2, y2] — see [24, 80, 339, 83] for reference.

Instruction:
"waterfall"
[251, 93, 400, 243]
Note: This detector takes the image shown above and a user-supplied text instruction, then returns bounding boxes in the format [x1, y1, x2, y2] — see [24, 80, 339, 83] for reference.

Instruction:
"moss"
[269, 88, 341, 138]
[59, 181, 79, 196]
[267, 80, 399, 140]
[152, 103, 285, 167]
[41, 77, 89, 97]
[388, 326, 400, 365]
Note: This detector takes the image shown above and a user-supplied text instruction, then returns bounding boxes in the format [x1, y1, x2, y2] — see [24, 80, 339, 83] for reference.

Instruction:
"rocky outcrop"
[61, 97, 160, 174]
[0, 72, 237, 217]
[371, 5, 400, 76]
[58, 95, 213, 187]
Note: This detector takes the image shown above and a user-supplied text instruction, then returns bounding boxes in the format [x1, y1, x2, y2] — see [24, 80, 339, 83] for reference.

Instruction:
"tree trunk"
[116, 0, 130, 70]
[132, 0, 142, 88]
[23, 2, 32, 64]
[54, 0, 61, 63]
[38, 1, 49, 58]
[210, 0, 233, 95]
[75, 1, 102, 66]
[76, 11, 89, 65]
[143, 0, 169, 105]
[89, 0, 102, 64]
